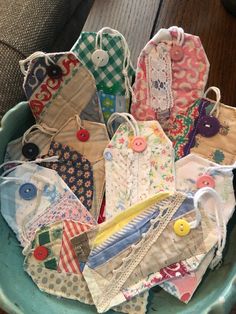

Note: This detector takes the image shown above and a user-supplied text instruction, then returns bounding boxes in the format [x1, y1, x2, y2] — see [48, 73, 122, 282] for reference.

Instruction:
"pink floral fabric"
[131, 28, 209, 130]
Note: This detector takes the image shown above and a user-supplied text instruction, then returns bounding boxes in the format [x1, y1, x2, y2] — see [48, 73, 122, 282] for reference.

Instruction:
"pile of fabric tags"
[1, 26, 236, 313]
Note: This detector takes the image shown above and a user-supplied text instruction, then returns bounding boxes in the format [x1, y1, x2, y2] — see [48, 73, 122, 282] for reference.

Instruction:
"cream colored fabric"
[5, 117, 109, 219]
[191, 102, 236, 165]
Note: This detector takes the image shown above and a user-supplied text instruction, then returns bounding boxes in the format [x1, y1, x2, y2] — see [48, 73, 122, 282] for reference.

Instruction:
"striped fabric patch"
[57, 220, 91, 274]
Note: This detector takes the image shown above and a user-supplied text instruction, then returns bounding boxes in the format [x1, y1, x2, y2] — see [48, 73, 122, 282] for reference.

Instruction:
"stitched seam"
[98, 193, 185, 311]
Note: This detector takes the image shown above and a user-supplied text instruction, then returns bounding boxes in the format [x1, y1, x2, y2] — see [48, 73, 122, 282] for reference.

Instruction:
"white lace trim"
[147, 43, 174, 115]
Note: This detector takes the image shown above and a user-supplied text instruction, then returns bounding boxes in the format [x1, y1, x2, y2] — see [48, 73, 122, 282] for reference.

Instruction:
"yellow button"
[173, 219, 190, 237]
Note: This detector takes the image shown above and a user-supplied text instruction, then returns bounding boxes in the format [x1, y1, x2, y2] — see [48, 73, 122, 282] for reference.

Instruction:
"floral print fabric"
[131, 28, 209, 128]
[42, 141, 94, 211]
[104, 120, 175, 219]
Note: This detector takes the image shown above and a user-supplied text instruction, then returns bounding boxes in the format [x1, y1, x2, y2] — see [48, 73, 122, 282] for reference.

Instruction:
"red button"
[76, 129, 90, 142]
[131, 137, 147, 153]
[196, 175, 215, 189]
[170, 46, 184, 62]
[33, 246, 49, 261]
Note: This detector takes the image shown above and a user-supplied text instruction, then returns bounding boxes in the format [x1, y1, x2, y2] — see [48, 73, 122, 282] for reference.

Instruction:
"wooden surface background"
[84, 0, 236, 107]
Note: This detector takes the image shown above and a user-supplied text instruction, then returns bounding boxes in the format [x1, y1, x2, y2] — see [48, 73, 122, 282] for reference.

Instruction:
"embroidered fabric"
[191, 102, 236, 165]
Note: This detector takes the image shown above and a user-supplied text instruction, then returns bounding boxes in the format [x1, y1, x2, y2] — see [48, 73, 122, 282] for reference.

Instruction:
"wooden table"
[84, 0, 236, 106]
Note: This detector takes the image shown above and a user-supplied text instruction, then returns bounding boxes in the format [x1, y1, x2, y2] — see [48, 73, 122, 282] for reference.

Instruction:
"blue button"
[19, 183, 37, 200]
[104, 151, 112, 161]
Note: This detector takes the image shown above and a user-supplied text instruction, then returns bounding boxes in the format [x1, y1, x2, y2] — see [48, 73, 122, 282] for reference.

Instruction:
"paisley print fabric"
[131, 28, 209, 129]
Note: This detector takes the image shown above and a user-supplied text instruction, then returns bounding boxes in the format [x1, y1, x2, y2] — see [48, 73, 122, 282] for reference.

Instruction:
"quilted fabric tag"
[24, 220, 96, 304]
[104, 113, 175, 219]
[159, 153, 236, 303]
[131, 27, 209, 129]
[42, 141, 94, 212]
[80, 190, 219, 312]
[24, 218, 149, 314]
[4, 115, 109, 220]
[20, 51, 103, 126]
[72, 27, 135, 122]
[0, 163, 96, 247]
[190, 87, 236, 165]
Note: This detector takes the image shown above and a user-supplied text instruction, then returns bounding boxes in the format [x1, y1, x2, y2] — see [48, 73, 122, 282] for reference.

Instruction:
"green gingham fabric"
[71, 32, 135, 96]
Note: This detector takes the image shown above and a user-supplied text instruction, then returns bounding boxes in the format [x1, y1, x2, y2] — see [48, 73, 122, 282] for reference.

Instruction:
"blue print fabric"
[42, 141, 94, 211]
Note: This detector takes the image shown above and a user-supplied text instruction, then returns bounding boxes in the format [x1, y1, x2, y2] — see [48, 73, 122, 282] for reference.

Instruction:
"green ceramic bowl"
[0, 102, 236, 314]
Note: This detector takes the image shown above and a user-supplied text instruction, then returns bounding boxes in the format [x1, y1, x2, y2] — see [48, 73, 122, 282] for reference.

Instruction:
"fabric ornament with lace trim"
[131, 27, 209, 131]
[104, 112, 175, 219]
[81, 188, 220, 312]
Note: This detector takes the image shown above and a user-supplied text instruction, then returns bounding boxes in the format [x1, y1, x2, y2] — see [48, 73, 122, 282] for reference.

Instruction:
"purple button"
[197, 115, 220, 137]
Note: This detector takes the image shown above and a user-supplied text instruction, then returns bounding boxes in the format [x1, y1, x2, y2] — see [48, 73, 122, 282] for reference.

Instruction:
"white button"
[91, 49, 109, 67]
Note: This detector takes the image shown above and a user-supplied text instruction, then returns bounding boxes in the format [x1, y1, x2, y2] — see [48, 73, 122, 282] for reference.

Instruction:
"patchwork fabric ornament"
[20, 51, 104, 127]
[130, 27, 209, 128]
[104, 113, 175, 219]
[0, 162, 95, 247]
[190, 87, 236, 165]
[72, 27, 135, 123]
[24, 220, 96, 304]
[25, 218, 148, 314]
[81, 190, 220, 312]
[160, 153, 236, 303]
[4, 115, 109, 219]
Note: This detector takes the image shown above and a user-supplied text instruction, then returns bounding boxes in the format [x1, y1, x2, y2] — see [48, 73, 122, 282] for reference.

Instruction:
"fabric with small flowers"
[166, 98, 200, 160]
[104, 120, 175, 219]
[42, 141, 93, 211]
[99, 91, 129, 123]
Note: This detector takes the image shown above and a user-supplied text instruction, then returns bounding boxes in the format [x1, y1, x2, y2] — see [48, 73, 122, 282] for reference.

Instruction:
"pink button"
[131, 137, 147, 153]
[170, 46, 184, 62]
[196, 175, 215, 189]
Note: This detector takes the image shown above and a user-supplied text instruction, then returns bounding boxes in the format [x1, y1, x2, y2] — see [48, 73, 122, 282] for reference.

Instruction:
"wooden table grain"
[83, 0, 161, 64]
[84, 0, 236, 107]
[153, 0, 236, 107]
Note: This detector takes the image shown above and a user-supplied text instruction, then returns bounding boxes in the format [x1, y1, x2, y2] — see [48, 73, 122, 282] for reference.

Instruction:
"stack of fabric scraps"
[0, 26, 236, 314]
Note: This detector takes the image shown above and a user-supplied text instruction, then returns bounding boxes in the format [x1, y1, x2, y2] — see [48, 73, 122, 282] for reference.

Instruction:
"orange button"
[131, 137, 147, 153]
